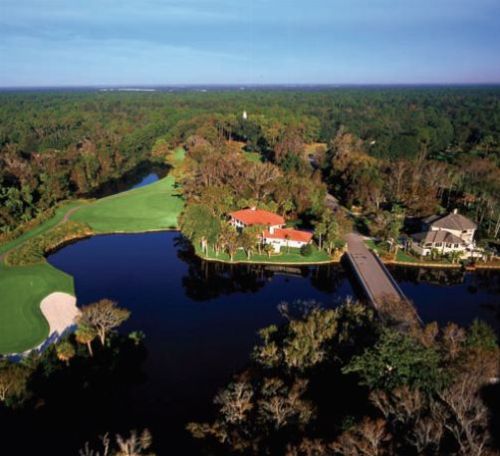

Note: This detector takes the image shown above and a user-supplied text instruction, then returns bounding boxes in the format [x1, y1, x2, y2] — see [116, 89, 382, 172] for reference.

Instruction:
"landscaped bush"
[0, 206, 56, 242]
[6, 221, 93, 266]
[300, 244, 313, 256]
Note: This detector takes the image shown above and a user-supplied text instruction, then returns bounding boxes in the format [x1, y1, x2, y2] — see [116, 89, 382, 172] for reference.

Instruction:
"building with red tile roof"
[230, 208, 285, 228]
[230, 207, 313, 253]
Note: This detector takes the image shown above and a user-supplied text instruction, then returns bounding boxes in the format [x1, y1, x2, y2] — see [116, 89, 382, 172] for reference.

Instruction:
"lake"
[4, 173, 499, 455]
[43, 230, 500, 454]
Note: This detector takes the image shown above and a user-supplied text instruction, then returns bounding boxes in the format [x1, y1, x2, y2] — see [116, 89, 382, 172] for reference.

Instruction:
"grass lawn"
[0, 149, 185, 354]
[70, 175, 184, 233]
[0, 263, 74, 354]
[0, 201, 84, 257]
[243, 151, 262, 163]
[395, 249, 419, 263]
[196, 245, 332, 264]
[364, 239, 442, 264]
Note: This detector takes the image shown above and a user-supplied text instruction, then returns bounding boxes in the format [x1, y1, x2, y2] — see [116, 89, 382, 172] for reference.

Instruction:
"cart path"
[0, 204, 83, 264]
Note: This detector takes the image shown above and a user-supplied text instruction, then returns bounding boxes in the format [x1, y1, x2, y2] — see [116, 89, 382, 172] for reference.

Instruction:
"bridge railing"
[370, 250, 424, 327]
[344, 252, 378, 307]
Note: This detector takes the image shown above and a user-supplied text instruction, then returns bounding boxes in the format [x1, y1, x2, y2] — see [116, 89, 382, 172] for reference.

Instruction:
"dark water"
[42, 232, 354, 454]
[84, 163, 168, 198]
[3, 172, 499, 455]
[38, 231, 500, 454]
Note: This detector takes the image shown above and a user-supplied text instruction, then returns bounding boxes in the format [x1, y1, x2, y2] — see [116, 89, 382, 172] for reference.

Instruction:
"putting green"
[0, 149, 185, 354]
[0, 263, 74, 354]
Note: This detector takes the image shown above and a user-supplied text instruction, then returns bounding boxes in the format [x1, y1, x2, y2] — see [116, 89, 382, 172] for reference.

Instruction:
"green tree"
[264, 243, 274, 258]
[179, 204, 221, 254]
[75, 324, 97, 357]
[313, 219, 327, 250]
[246, 224, 265, 255]
[56, 340, 76, 366]
[239, 231, 255, 259]
[466, 320, 497, 351]
[0, 361, 29, 403]
[343, 328, 444, 393]
[218, 222, 239, 261]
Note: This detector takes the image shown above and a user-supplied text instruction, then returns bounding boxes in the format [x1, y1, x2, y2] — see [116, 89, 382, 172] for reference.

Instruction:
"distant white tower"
[242, 110, 248, 120]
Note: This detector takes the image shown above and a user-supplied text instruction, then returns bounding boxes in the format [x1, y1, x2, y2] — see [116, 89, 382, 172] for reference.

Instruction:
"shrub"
[300, 244, 313, 257]
[6, 221, 93, 266]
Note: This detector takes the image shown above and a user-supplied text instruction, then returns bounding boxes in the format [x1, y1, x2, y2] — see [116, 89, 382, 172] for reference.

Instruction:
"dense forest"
[187, 299, 499, 456]
[1, 87, 499, 240]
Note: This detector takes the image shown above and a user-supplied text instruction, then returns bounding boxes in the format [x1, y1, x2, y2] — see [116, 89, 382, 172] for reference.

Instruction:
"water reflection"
[175, 235, 349, 301]
[44, 231, 499, 454]
[390, 266, 467, 287]
[390, 266, 500, 331]
[84, 162, 169, 198]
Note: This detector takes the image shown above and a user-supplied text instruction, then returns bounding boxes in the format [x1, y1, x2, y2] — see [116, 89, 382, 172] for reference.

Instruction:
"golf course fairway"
[0, 151, 185, 354]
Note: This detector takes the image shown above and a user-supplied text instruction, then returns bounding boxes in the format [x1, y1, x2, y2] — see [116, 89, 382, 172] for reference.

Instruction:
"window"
[435, 242, 442, 247]
[454, 243, 459, 248]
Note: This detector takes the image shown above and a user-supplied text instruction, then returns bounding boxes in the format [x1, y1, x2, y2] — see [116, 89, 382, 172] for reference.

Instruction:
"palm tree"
[264, 243, 274, 258]
[247, 225, 265, 255]
[314, 221, 327, 250]
[75, 324, 97, 357]
[56, 341, 76, 366]
[449, 250, 464, 264]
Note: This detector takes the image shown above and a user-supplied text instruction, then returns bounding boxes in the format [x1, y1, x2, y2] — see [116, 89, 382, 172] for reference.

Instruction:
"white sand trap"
[40, 292, 80, 338]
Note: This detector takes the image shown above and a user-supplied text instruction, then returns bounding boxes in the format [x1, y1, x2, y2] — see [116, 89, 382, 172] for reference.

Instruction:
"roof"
[230, 208, 285, 226]
[412, 230, 465, 245]
[422, 214, 441, 225]
[263, 228, 313, 243]
[423, 212, 476, 231]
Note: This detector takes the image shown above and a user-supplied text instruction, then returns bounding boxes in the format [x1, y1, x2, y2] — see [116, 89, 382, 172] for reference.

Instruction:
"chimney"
[453, 208, 458, 215]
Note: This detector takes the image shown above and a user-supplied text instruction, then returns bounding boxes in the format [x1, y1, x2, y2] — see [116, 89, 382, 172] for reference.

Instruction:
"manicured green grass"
[70, 175, 184, 233]
[365, 239, 431, 264]
[196, 245, 332, 264]
[71, 149, 185, 233]
[0, 263, 74, 354]
[0, 201, 84, 257]
[0, 150, 186, 354]
[395, 249, 419, 263]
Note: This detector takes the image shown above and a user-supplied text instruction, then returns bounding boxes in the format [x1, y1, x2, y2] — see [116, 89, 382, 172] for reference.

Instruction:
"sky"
[0, 0, 499, 86]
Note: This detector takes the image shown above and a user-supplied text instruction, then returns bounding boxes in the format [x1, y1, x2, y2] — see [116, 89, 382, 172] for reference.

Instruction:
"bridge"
[344, 233, 422, 328]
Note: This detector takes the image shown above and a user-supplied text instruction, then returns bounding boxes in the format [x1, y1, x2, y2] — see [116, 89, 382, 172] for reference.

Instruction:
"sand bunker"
[40, 292, 80, 338]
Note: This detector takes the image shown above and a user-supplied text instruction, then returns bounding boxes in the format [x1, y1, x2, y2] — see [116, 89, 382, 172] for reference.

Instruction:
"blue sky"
[0, 0, 499, 86]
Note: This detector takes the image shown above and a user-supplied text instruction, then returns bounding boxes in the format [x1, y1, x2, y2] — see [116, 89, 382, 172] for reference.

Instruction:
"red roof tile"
[230, 209, 285, 226]
[263, 228, 313, 243]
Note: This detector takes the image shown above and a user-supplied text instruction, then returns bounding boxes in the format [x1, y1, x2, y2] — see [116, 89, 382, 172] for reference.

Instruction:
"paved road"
[345, 233, 403, 305]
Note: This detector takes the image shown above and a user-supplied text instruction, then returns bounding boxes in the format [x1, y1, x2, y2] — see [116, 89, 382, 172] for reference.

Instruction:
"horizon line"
[1, 82, 500, 91]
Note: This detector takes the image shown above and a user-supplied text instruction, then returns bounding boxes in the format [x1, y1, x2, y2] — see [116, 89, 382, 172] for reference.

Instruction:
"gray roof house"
[422, 211, 477, 232]
[411, 209, 478, 258]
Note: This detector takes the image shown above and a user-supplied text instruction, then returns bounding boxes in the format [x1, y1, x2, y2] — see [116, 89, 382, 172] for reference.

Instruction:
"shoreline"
[4, 227, 500, 271]
[193, 248, 500, 270]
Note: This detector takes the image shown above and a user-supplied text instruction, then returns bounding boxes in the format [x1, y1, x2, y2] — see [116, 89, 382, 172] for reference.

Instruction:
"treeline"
[188, 299, 499, 455]
[1, 88, 499, 235]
